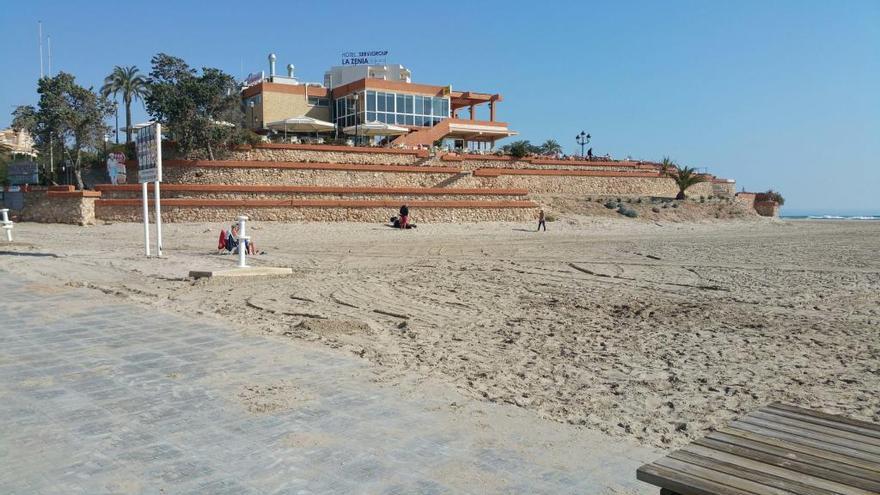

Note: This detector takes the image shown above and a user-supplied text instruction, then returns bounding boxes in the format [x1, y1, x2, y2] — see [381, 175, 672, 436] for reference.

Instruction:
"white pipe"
[141, 182, 150, 256]
[154, 180, 162, 257]
[237, 236, 249, 267]
[237, 215, 249, 268]
[1, 209, 12, 242]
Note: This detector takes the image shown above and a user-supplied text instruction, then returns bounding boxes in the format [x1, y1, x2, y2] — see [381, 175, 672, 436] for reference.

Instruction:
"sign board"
[106, 152, 127, 185]
[6, 161, 39, 185]
[341, 50, 389, 66]
[136, 123, 162, 183]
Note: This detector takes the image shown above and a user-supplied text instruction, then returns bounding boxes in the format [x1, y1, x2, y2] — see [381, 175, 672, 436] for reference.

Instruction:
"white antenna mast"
[38, 21, 43, 78]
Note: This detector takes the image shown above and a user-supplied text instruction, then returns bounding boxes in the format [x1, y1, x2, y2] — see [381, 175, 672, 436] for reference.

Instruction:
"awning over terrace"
[444, 119, 518, 142]
[343, 121, 409, 137]
[266, 116, 336, 133]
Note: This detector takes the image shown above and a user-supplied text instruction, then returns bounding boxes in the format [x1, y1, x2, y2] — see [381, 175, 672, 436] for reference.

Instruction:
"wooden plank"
[706, 431, 880, 484]
[653, 456, 795, 495]
[714, 427, 880, 475]
[738, 416, 880, 456]
[768, 403, 880, 434]
[763, 405, 880, 440]
[637, 463, 758, 495]
[728, 421, 880, 465]
[692, 438, 880, 493]
[668, 449, 835, 495]
[750, 410, 880, 448]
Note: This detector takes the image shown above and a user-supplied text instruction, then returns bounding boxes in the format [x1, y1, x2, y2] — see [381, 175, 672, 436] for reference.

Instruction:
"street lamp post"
[249, 101, 256, 130]
[113, 102, 119, 145]
[576, 131, 591, 158]
[352, 93, 360, 146]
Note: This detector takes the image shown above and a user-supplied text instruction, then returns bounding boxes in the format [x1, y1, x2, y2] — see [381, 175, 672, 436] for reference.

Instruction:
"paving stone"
[0, 270, 657, 493]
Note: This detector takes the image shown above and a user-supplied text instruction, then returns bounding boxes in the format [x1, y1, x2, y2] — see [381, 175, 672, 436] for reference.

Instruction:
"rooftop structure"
[241, 54, 516, 149]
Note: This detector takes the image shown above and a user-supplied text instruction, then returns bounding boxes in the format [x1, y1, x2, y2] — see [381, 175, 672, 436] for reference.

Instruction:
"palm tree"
[668, 166, 708, 200]
[539, 139, 563, 156]
[101, 66, 149, 144]
[659, 156, 676, 176]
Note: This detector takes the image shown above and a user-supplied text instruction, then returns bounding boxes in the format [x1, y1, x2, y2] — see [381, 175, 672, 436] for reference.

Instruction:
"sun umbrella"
[342, 121, 409, 137]
[266, 116, 335, 133]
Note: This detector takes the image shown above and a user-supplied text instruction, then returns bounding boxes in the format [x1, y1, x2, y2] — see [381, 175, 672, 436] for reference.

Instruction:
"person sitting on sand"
[399, 204, 410, 230]
[226, 225, 239, 253]
[229, 224, 258, 255]
[537, 209, 546, 232]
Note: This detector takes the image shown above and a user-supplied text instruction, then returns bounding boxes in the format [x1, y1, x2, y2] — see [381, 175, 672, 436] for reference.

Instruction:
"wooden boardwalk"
[637, 403, 880, 495]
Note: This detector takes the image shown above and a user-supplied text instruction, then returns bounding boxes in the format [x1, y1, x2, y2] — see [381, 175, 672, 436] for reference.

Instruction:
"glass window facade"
[335, 90, 449, 128]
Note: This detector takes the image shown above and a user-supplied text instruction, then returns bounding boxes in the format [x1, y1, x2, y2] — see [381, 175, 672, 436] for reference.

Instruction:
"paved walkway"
[0, 271, 656, 494]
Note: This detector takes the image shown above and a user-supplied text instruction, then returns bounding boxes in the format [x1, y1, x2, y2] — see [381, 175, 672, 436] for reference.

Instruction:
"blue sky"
[1, 1, 877, 214]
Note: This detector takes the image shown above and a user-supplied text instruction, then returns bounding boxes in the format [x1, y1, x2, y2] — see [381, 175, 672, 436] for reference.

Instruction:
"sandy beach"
[2, 216, 878, 450]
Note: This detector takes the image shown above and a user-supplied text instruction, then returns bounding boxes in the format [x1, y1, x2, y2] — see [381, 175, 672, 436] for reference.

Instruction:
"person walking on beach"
[399, 204, 410, 230]
[537, 209, 546, 231]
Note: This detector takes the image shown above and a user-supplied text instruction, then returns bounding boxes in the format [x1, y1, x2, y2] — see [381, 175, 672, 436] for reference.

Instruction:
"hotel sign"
[341, 50, 389, 66]
[136, 123, 162, 183]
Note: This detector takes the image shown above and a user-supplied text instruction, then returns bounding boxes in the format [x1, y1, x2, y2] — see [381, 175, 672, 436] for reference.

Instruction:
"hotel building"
[240, 54, 517, 149]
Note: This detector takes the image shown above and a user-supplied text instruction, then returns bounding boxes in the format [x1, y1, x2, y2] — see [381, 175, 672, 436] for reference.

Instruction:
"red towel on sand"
[218, 229, 227, 250]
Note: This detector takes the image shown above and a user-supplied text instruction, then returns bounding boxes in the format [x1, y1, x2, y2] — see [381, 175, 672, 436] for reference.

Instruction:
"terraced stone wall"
[161, 166, 460, 188]
[229, 146, 422, 166]
[470, 174, 719, 198]
[95, 205, 536, 223]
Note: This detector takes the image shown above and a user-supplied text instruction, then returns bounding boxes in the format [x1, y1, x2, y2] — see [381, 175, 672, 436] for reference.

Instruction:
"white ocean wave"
[803, 215, 880, 220]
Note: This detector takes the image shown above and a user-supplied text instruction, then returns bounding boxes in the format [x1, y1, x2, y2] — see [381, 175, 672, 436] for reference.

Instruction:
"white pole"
[154, 180, 162, 256]
[237, 236, 249, 268]
[154, 123, 163, 256]
[142, 181, 151, 256]
[1, 209, 12, 242]
[237, 215, 248, 268]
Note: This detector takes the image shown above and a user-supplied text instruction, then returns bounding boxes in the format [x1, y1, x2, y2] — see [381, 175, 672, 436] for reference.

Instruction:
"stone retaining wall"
[96, 205, 536, 223]
[100, 191, 524, 202]
[162, 167, 458, 188]
[471, 175, 718, 198]
[20, 192, 97, 225]
[448, 159, 653, 173]
[230, 148, 420, 166]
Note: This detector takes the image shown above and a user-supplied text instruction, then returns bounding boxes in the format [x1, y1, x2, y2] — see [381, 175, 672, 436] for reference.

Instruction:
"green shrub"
[604, 200, 618, 209]
[763, 189, 786, 206]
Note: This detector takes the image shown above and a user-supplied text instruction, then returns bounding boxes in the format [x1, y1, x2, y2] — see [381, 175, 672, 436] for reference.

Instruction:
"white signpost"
[136, 123, 163, 257]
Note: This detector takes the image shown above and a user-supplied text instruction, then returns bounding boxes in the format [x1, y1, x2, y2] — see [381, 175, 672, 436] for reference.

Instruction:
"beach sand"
[3, 216, 878, 449]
